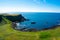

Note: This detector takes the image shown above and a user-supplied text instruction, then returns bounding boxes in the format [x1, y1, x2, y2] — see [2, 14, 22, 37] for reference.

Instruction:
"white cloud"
[0, 7, 59, 13]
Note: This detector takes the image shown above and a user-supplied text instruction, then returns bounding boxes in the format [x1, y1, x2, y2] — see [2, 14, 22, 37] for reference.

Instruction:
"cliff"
[0, 14, 26, 23]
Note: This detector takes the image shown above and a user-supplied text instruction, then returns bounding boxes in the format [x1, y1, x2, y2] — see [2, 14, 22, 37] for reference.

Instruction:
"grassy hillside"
[0, 16, 39, 40]
[0, 15, 60, 40]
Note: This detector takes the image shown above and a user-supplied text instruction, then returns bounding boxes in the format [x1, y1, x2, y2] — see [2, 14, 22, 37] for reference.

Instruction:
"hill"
[0, 14, 26, 22]
[0, 14, 60, 40]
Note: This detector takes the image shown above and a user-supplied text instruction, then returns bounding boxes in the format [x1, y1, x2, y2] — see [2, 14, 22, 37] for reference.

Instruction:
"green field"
[0, 17, 60, 40]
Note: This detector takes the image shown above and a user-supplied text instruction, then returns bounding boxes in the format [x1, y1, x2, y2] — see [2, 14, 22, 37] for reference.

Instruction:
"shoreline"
[11, 22, 60, 32]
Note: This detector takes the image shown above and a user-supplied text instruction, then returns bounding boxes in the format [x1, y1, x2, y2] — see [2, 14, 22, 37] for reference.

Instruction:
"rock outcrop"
[0, 14, 26, 23]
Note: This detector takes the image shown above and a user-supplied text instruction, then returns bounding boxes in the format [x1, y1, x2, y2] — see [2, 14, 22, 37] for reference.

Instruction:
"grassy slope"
[0, 17, 60, 40]
[0, 17, 39, 40]
[0, 24, 39, 40]
[39, 27, 60, 40]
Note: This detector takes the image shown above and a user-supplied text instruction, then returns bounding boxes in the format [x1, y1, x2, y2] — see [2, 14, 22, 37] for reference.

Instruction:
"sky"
[0, 0, 60, 13]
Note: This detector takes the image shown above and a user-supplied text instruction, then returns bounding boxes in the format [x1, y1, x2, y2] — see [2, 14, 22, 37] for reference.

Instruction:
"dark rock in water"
[31, 22, 36, 24]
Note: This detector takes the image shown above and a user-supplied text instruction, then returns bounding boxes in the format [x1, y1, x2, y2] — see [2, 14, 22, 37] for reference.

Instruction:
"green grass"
[39, 27, 60, 40]
[0, 18, 39, 40]
[0, 18, 60, 40]
[0, 24, 39, 40]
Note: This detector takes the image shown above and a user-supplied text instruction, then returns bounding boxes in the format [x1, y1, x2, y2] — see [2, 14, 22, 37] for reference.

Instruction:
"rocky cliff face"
[0, 14, 26, 22]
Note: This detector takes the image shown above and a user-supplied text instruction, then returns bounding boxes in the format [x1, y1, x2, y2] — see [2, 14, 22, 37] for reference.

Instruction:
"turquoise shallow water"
[18, 12, 60, 30]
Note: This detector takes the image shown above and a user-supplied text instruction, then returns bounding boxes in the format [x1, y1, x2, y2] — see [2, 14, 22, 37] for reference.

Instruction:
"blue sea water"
[19, 12, 60, 30]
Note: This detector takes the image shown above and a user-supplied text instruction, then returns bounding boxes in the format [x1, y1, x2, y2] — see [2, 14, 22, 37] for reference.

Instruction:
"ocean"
[18, 12, 60, 30]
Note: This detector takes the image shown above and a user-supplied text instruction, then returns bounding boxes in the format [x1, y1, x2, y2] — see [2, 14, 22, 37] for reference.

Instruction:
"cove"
[16, 12, 60, 30]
